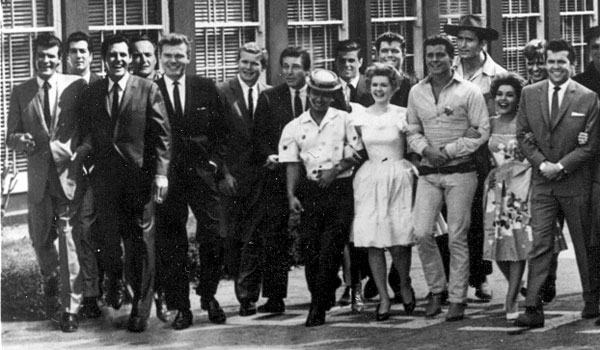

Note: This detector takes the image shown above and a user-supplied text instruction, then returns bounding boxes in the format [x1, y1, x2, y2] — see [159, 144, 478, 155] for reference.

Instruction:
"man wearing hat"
[279, 69, 365, 327]
[574, 26, 600, 327]
[444, 14, 506, 301]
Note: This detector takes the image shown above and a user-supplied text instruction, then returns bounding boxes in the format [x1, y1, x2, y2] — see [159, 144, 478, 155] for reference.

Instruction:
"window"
[1, 0, 60, 192]
[560, 0, 596, 73]
[502, 0, 541, 78]
[439, 0, 485, 53]
[370, 0, 418, 76]
[194, 0, 262, 82]
[88, 0, 168, 76]
[287, 0, 343, 70]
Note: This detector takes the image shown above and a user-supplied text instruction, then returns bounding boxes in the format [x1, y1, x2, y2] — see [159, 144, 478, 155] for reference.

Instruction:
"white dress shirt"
[289, 85, 308, 116]
[37, 74, 59, 122]
[164, 74, 186, 114]
[548, 79, 570, 115]
[107, 73, 130, 117]
[237, 75, 259, 114]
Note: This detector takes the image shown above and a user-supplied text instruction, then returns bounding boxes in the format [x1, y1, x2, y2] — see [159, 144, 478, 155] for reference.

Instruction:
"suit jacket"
[217, 77, 270, 193]
[7, 74, 87, 203]
[89, 72, 102, 85]
[517, 79, 599, 196]
[156, 75, 228, 187]
[80, 74, 171, 181]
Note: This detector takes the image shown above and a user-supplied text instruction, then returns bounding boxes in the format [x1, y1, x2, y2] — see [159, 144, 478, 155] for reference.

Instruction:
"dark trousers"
[78, 177, 101, 298]
[468, 166, 493, 287]
[92, 155, 156, 319]
[298, 178, 353, 309]
[526, 189, 600, 307]
[156, 168, 223, 311]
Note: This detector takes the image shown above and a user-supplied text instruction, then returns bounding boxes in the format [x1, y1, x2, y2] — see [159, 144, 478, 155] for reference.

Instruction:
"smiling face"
[104, 42, 131, 81]
[370, 75, 393, 104]
[238, 50, 263, 86]
[281, 56, 308, 89]
[160, 43, 189, 80]
[67, 40, 92, 76]
[494, 84, 518, 116]
[336, 50, 362, 82]
[131, 40, 157, 78]
[377, 41, 404, 70]
[546, 50, 573, 86]
[526, 56, 547, 83]
[425, 44, 452, 77]
[35, 45, 61, 80]
[308, 89, 334, 114]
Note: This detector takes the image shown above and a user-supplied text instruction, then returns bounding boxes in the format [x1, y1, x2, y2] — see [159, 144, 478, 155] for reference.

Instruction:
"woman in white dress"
[352, 63, 416, 321]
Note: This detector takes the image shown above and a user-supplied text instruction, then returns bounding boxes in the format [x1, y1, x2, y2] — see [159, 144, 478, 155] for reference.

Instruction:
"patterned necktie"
[550, 85, 560, 122]
[294, 89, 303, 118]
[43, 81, 51, 129]
[247, 87, 254, 120]
[173, 80, 183, 118]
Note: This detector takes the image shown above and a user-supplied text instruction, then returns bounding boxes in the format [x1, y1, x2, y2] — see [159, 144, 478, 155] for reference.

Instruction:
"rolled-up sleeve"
[278, 120, 301, 163]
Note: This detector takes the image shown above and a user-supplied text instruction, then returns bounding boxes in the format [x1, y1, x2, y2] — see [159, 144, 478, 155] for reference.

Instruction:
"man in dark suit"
[515, 39, 600, 328]
[7, 34, 88, 332]
[80, 34, 171, 332]
[246, 47, 312, 315]
[64, 30, 103, 319]
[215, 42, 276, 317]
[154, 33, 229, 329]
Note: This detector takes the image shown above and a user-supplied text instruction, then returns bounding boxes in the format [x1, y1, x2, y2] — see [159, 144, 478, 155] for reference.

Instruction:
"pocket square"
[571, 112, 586, 117]
[197, 107, 207, 111]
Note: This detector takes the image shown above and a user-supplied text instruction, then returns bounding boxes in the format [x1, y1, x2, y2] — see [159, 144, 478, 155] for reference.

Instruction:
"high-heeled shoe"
[375, 303, 390, 321]
[403, 288, 416, 315]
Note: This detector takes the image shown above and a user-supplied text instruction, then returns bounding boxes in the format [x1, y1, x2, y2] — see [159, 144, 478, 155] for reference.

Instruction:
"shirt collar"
[299, 106, 341, 125]
[164, 74, 186, 88]
[423, 70, 463, 86]
[237, 74, 258, 91]
[37, 73, 59, 89]
[452, 51, 499, 77]
[290, 84, 307, 95]
[108, 72, 130, 92]
[341, 75, 361, 89]
[548, 78, 570, 91]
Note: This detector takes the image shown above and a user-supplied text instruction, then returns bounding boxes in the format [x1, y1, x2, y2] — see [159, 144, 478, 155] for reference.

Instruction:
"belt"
[418, 160, 477, 176]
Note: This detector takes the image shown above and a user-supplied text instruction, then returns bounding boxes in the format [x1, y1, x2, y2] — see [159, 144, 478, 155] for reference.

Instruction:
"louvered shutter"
[287, 0, 343, 70]
[370, 0, 417, 75]
[560, 0, 595, 74]
[194, 0, 260, 82]
[502, 0, 540, 78]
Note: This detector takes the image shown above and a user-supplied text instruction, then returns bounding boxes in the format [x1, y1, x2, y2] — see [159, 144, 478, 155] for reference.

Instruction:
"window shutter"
[560, 0, 595, 74]
[502, 0, 540, 78]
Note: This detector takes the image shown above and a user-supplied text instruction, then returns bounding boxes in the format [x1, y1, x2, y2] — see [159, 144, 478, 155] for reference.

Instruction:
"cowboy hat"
[444, 14, 499, 41]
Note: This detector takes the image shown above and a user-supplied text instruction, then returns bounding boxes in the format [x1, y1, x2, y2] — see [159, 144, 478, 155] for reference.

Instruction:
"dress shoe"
[363, 278, 378, 300]
[425, 292, 443, 317]
[375, 303, 390, 322]
[446, 302, 466, 322]
[60, 312, 78, 333]
[105, 278, 124, 310]
[79, 297, 102, 319]
[201, 298, 226, 324]
[581, 302, 600, 319]
[337, 286, 351, 306]
[350, 287, 365, 313]
[127, 315, 149, 333]
[172, 309, 193, 330]
[474, 280, 493, 301]
[540, 284, 556, 304]
[155, 291, 169, 322]
[258, 298, 285, 314]
[402, 288, 416, 315]
[239, 301, 257, 316]
[514, 306, 544, 328]
[426, 290, 449, 305]
[305, 305, 326, 327]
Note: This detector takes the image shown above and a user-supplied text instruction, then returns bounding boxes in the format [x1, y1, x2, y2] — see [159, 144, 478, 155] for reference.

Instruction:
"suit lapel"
[102, 79, 111, 119]
[119, 76, 135, 116]
[31, 81, 48, 135]
[52, 75, 65, 135]
[537, 83, 551, 128]
[551, 81, 576, 129]
[231, 78, 251, 123]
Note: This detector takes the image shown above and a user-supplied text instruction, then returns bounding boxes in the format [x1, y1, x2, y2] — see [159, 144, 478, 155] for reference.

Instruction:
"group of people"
[6, 13, 600, 334]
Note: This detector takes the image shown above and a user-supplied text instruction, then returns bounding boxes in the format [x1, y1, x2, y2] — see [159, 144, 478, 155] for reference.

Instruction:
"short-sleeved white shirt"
[278, 107, 364, 181]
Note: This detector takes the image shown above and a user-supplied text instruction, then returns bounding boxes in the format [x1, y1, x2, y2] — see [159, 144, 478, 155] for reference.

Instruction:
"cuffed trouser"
[297, 178, 353, 309]
[29, 163, 84, 314]
[413, 172, 477, 304]
[526, 189, 600, 307]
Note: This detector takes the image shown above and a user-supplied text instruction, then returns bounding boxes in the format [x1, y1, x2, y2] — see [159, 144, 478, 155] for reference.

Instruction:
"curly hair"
[490, 72, 526, 103]
[365, 63, 401, 92]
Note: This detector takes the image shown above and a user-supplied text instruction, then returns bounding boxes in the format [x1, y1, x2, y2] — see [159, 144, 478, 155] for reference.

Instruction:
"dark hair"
[34, 34, 62, 57]
[374, 32, 406, 53]
[131, 34, 156, 48]
[523, 39, 546, 61]
[158, 32, 191, 58]
[545, 39, 576, 63]
[101, 34, 130, 59]
[423, 35, 455, 59]
[279, 47, 311, 70]
[490, 72, 526, 104]
[65, 31, 93, 53]
[238, 42, 268, 69]
[335, 40, 362, 60]
[365, 63, 401, 91]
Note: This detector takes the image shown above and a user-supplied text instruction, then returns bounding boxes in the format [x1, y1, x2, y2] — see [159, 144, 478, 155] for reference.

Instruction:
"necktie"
[111, 84, 120, 120]
[173, 81, 183, 118]
[294, 89, 303, 118]
[348, 84, 357, 103]
[550, 85, 560, 122]
[43, 81, 51, 129]
[247, 87, 254, 120]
